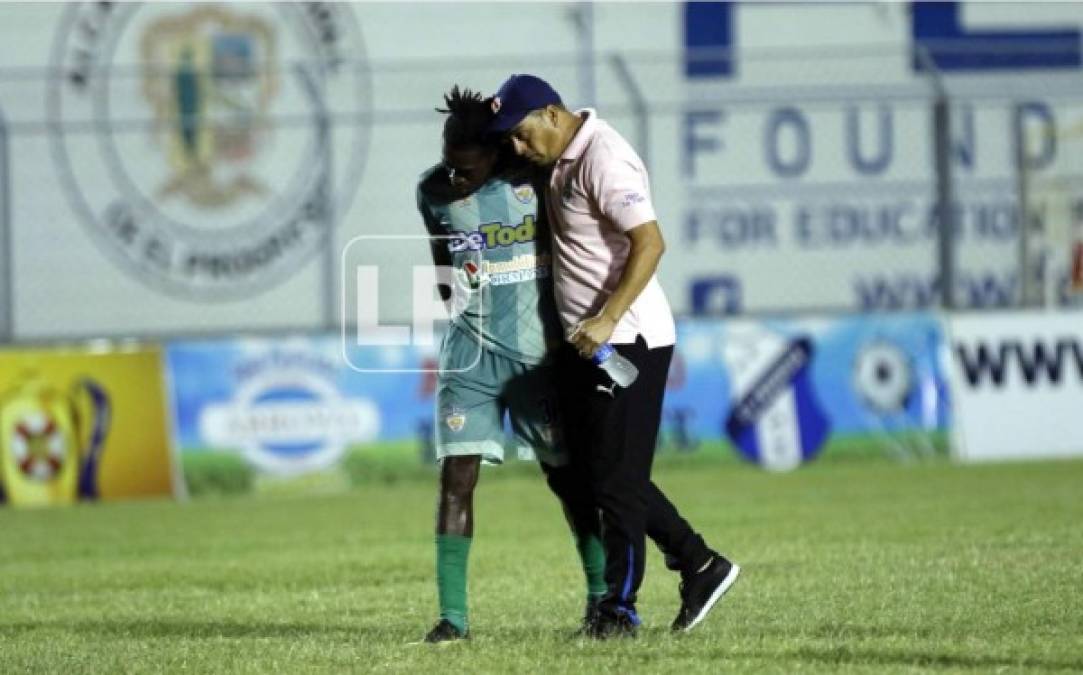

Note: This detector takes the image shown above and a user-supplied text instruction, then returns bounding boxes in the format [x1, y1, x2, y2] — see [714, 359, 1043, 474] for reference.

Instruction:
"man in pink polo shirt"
[487, 74, 740, 638]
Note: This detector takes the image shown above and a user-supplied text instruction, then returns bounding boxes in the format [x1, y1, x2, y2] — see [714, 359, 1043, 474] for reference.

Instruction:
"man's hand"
[569, 312, 618, 358]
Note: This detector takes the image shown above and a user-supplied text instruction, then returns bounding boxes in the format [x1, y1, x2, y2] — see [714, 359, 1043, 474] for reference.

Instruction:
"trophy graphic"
[0, 374, 111, 507]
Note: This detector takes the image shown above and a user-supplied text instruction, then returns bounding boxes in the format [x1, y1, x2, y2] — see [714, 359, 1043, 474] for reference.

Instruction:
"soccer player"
[415, 86, 605, 643]
[487, 74, 740, 638]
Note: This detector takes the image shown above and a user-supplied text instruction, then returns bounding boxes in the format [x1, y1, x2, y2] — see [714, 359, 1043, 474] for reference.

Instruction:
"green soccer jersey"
[417, 165, 562, 365]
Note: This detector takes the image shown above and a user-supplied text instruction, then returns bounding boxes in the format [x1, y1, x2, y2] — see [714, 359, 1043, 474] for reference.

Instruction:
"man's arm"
[570, 220, 664, 357]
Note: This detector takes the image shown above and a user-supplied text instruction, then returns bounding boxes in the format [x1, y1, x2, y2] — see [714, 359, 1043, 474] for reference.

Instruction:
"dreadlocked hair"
[437, 85, 494, 149]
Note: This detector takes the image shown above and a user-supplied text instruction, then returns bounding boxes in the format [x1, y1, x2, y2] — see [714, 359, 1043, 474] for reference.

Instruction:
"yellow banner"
[0, 347, 176, 507]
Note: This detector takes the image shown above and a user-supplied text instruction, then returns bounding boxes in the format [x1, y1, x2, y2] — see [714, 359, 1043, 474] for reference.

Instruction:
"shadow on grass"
[749, 644, 1083, 672]
[487, 626, 1083, 673]
[808, 621, 945, 641]
[0, 618, 370, 640]
[7, 620, 1080, 672]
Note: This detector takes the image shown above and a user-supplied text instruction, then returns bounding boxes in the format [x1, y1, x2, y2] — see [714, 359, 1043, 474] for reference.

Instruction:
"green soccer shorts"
[435, 331, 566, 467]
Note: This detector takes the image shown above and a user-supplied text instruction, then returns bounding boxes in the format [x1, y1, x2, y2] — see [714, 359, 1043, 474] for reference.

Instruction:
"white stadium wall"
[0, 2, 1082, 339]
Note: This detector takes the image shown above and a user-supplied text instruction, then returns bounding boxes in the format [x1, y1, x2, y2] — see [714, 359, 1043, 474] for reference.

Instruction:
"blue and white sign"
[663, 314, 951, 470]
[168, 337, 437, 476]
[722, 331, 830, 471]
[671, 1, 1083, 315]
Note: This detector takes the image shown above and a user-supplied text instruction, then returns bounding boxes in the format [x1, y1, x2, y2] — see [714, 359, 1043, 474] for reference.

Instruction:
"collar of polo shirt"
[558, 108, 598, 163]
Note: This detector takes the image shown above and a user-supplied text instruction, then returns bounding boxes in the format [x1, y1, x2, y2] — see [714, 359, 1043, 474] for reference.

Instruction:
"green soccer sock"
[436, 534, 471, 632]
[575, 532, 608, 601]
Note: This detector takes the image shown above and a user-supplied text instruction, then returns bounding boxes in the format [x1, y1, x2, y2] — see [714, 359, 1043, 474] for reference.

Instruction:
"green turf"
[181, 431, 950, 497]
[1, 458, 1081, 673]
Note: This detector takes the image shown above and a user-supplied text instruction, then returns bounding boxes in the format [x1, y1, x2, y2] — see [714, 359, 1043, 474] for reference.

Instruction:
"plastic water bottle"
[591, 344, 639, 388]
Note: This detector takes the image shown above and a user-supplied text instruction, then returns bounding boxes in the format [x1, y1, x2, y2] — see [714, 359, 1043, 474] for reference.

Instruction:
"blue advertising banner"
[169, 315, 951, 491]
[168, 337, 438, 487]
[662, 314, 951, 470]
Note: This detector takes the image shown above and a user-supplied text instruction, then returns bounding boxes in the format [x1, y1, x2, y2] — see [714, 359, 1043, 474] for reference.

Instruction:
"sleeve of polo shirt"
[585, 141, 657, 232]
[415, 185, 432, 227]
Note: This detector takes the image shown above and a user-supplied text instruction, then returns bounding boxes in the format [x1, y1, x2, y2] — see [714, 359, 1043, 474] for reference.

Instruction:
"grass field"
[1, 457, 1081, 673]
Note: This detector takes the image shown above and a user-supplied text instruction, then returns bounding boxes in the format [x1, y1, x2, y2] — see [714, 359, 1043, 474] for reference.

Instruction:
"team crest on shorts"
[444, 407, 467, 432]
[513, 185, 535, 204]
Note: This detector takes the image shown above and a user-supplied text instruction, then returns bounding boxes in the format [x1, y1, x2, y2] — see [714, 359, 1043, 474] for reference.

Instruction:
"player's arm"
[417, 184, 454, 302]
[423, 221, 452, 270]
[426, 238, 454, 303]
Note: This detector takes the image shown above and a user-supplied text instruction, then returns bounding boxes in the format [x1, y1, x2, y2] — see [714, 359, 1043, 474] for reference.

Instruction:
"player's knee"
[444, 478, 476, 503]
[441, 456, 480, 500]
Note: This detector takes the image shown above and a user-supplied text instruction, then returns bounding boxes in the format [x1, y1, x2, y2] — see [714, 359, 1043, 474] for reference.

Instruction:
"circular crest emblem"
[853, 340, 915, 414]
[48, 2, 372, 300]
[200, 357, 381, 476]
[9, 411, 67, 482]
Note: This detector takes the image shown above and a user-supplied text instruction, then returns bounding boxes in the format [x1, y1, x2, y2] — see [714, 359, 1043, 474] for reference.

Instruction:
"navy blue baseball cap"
[487, 74, 563, 133]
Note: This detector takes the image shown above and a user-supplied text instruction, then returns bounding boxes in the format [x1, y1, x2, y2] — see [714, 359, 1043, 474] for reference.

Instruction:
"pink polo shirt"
[546, 109, 676, 348]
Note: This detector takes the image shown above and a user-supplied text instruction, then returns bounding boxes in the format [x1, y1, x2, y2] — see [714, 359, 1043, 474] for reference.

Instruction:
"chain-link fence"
[2, 38, 1082, 342]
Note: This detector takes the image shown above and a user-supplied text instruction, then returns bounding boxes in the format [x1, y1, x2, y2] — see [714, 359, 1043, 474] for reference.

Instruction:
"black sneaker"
[585, 609, 638, 640]
[671, 556, 740, 632]
[423, 618, 469, 643]
[572, 597, 602, 637]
